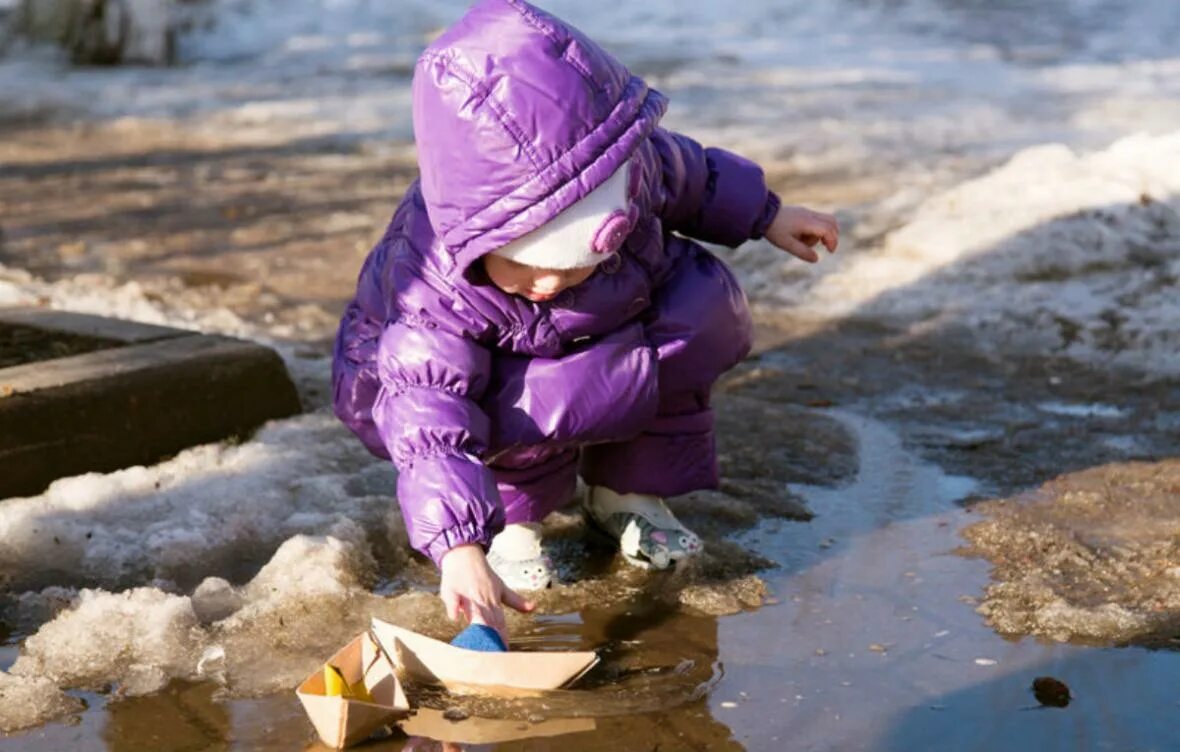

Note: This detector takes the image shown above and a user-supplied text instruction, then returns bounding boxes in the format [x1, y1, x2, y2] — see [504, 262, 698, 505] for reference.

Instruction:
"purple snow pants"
[490, 249, 752, 525]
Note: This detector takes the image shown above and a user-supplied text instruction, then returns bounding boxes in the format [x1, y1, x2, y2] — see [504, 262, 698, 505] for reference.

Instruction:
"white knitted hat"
[491, 161, 634, 269]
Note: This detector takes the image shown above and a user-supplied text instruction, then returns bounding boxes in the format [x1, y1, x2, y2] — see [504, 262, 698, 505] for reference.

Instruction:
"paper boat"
[296, 631, 411, 749]
[400, 708, 596, 744]
[371, 618, 599, 694]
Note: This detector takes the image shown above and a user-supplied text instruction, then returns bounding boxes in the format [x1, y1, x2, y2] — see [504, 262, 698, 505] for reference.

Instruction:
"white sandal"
[583, 486, 704, 569]
[486, 522, 554, 591]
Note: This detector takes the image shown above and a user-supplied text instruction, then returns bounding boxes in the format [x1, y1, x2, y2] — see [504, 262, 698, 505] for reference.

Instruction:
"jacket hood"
[411, 0, 667, 278]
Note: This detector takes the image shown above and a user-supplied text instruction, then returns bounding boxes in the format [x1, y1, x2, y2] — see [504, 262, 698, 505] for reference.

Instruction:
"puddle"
[714, 413, 1180, 750]
[0, 643, 15, 672]
[3, 410, 1178, 750]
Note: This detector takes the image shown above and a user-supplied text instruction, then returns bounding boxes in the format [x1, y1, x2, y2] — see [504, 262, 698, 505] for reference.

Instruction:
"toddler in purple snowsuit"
[332, 0, 838, 637]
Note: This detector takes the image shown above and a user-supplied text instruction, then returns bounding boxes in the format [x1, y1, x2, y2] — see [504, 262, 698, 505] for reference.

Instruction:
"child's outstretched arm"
[648, 127, 839, 257]
[649, 127, 780, 246]
[372, 320, 534, 640]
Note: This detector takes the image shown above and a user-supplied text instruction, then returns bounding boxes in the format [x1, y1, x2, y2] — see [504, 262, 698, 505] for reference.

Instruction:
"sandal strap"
[586, 487, 689, 533]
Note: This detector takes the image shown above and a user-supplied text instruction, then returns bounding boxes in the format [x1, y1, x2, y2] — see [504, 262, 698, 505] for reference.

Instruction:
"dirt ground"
[0, 117, 419, 341]
[962, 459, 1180, 645]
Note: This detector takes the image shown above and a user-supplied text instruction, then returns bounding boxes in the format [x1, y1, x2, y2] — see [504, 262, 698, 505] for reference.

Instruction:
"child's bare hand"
[765, 205, 840, 263]
[438, 543, 534, 644]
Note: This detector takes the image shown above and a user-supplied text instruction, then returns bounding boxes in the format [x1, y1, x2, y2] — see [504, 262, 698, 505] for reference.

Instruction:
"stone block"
[0, 308, 301, 499]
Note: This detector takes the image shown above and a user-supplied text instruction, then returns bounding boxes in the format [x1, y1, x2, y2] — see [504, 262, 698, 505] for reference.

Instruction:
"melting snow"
[735, 130, 1180, 377]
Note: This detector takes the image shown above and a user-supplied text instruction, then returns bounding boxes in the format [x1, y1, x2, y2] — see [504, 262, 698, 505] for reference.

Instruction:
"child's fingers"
[806, 215, 839, 252]
[821, 227, 838, 252]
[441, 590, 462, 622]
[780, 236, 820, 263]
[501, 586, 536, 614]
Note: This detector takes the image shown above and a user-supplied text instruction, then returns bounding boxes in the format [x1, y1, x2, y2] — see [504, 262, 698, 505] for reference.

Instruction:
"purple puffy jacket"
[332, 0, 779, 566]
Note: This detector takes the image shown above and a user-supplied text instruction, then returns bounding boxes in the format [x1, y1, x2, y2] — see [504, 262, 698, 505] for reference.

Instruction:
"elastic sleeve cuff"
[424, 520, 496, 568]
[750, 191, 782, 240]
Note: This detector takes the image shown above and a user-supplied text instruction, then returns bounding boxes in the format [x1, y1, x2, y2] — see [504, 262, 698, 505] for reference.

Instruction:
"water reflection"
[377, 602, 742, 749]
[400, 710, 594, 749]
[300, 712, 595, 752]
[86, 600, 744, 749]
[102, 682, 229, 752]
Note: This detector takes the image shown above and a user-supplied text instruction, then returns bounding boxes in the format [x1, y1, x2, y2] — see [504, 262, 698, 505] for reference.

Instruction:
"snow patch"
[0, 671, 85, 733]
[0, 412, 396, 592]
[6, 524, 398, 700]
[739, 130, 1180, 377]
[0, 266, 253, 338]
[9, 587, 205, 695]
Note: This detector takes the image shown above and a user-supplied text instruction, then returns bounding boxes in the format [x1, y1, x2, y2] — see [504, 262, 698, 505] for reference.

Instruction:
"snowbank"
[10, 588, 205, 695]
[0, 521, 419, 729]
[736, 130, 1180, 377]
[0, 413, 398, 592]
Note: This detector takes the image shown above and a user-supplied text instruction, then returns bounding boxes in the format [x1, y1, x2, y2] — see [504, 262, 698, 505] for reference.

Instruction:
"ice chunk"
[190, 577, 243, 624]
[195, 644, 227, 684]
[4, 520, 422, 701]
[0, 671, 84, 732]
[9, 588, 206, 695]
[211, 524, 385, 695]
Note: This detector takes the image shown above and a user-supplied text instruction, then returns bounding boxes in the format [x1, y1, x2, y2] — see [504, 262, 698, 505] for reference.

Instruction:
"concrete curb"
[0, 308, 302, 499]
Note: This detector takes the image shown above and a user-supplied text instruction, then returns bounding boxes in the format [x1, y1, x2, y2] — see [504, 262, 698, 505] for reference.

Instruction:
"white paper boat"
[370, 618, 599, 694]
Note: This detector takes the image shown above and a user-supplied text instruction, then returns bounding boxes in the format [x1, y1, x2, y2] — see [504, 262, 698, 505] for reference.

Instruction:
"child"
[332, 0, 838, 638]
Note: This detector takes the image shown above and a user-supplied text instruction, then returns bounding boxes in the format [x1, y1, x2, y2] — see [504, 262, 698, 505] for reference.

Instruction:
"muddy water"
[706, 419, 1180, 751]
[5, 368, 1180, 751]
